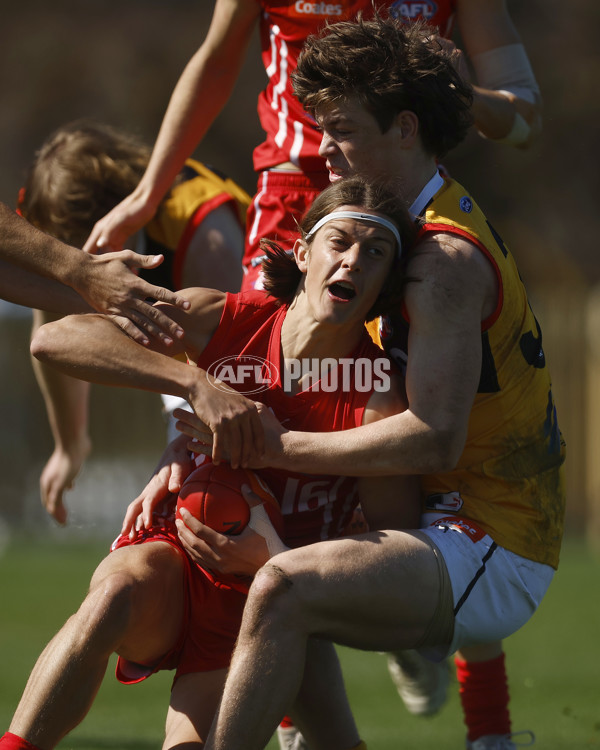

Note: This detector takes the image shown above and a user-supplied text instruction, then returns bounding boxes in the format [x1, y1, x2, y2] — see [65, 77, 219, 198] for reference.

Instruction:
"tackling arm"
[270, 235, 497, 477]
[357, 375, 421, 531]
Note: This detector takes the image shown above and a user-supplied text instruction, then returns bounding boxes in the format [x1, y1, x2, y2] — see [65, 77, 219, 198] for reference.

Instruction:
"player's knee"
[248, 562, 299, 623]
[76, 569, 139, 644]
[253, 561, 295, 592]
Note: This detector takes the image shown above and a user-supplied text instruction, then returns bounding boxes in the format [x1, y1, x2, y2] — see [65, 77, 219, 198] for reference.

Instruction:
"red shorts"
[242, 169, 330, 291]
[111, 500, 247, 685]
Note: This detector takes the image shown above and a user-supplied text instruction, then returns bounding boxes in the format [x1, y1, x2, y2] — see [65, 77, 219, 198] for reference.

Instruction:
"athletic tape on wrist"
[248, 503, 288, 558]
[488, 110, 531, 146]
[471, 43, 540, 104]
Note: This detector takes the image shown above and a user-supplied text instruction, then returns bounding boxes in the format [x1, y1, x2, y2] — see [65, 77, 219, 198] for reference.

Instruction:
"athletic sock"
[455, 653, 511, 742]
[0, 733, 45, 750]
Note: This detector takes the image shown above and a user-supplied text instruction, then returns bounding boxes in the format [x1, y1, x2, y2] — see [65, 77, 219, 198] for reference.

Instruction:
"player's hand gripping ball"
[176, 462, 284, 537]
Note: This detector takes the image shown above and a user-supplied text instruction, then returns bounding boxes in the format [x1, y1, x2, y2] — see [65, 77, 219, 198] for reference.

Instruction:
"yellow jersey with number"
[374, 177, 566, 568]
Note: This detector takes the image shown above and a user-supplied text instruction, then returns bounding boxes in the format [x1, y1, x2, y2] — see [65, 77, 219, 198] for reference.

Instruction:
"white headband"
[305, 210, 402, 257]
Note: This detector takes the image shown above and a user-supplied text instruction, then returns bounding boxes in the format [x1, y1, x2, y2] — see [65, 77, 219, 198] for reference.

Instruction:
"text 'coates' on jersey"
[289, 1, 343, 19]
[287, 1, 448, 22]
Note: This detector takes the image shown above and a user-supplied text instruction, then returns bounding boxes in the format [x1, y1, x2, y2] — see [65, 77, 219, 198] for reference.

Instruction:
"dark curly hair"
[292, 13, 473, 158]
[261, 174, 417, 322]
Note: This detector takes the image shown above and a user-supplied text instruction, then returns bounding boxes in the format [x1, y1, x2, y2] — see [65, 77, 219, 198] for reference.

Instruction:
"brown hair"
[19, 119, 150, 247]
[261, 174, 417, 321]
[292, 13, 473, 158]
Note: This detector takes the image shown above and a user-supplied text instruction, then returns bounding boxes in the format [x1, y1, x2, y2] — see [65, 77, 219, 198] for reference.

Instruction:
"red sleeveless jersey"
[254, 0, 457, 171]
[196, 290, 391, 547]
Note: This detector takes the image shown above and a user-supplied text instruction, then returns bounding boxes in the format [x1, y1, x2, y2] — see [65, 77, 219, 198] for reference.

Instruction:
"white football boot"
[276, 725, 309, 750]
[386, 649, 450, 715]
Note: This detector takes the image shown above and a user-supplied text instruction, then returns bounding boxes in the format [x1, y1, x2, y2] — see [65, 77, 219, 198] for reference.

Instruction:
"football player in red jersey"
[82, 0, 541, 294]
[3, 177, 417, 750]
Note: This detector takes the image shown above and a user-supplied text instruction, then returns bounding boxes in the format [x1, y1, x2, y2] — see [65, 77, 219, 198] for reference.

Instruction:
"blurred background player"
[18, 119, 250, 524]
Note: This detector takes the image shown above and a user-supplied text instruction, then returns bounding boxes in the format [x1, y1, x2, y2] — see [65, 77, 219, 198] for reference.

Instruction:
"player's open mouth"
[328, 281, 356, 302]
[327, 165, 344, 182]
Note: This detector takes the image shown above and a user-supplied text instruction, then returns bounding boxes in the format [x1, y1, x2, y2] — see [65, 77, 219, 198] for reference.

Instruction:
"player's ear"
[394, 110, 419, 145]
[293, 238, 309, 273]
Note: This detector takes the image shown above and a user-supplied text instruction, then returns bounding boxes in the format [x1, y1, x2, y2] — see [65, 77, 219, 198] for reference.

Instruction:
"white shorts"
[419, 515, 554, 659]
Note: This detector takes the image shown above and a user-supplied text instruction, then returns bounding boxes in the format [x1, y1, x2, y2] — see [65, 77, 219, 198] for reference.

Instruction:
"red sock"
[455, 653, 511, 742]
[0, 734, 44, 750]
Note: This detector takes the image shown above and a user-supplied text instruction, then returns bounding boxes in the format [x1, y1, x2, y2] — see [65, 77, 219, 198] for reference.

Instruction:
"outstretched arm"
[83, 0, 259, 253]
[30, 309, 92, 525]
[30, 287, 264, 468]
[456, 0, 542, 148]
[0, 203, 88, 312]
[0, 257, 83, 313]
[0, 202, 191, 343]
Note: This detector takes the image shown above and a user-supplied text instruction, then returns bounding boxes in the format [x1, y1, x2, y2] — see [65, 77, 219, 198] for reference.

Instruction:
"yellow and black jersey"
[375, 177, 566, 568]
[138, 159, 251, 290]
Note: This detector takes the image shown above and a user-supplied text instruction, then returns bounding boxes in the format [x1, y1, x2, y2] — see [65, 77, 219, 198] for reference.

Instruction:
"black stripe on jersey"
[477, 331, 500, 393]
[486, 220, 508, 258]
[520, 316, 546, 369]
[180, 163, 200, 183]
[453, 541, 498, 617]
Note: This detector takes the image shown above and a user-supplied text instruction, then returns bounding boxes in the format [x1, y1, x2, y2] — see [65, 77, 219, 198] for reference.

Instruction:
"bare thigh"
[259, 530, 447, 652]
[89, 541, 186, 664]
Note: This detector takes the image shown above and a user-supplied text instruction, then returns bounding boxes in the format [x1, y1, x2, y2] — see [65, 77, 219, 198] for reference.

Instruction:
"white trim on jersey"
[290, 120, 304, 166]
[248, 170, 269, 246]
[265, 24, 279, 79]
[275, 97, 289, 149]
[272, 36, 289, 145]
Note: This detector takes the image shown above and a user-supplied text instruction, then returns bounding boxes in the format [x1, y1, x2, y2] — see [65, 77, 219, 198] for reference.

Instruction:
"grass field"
[0, 534, 598, 749]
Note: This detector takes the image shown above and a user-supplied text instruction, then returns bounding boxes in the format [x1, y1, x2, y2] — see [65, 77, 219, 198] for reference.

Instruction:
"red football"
[176, 462, 284, 537]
